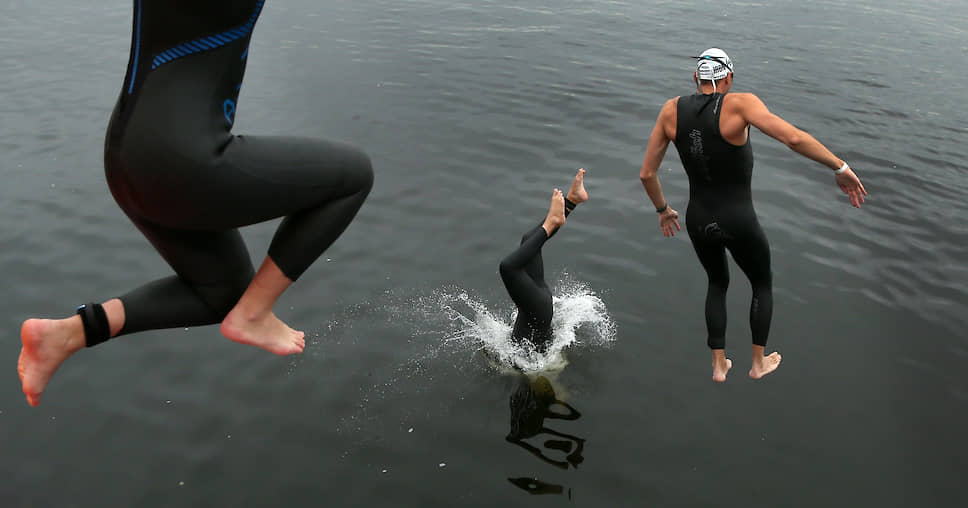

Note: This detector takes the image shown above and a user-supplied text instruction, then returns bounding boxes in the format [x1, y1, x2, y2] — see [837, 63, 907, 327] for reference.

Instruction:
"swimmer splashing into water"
[500, 169, 588, 353]
[18, 0, 373, 406]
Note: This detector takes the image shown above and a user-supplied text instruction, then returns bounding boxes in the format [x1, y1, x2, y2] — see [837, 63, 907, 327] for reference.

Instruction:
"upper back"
[137, 0, 265, 57]
[718, 92, 755, 145]
[673, 93, 754, 190]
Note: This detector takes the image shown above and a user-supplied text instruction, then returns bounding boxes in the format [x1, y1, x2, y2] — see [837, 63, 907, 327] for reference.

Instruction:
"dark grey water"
[2, 0, 967, 506]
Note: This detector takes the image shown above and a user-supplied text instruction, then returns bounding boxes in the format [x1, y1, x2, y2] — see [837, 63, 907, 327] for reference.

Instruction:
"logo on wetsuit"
[689, 128, 712, 181]
[223, 47, 249, 126]
[703, 222, 733, 241]
[689, 129, 704, 158]
[223, 99, 236, 125]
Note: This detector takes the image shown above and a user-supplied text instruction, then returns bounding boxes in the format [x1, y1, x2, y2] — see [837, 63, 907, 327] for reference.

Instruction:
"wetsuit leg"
[516, 202, 573, 287]
[498, 199, 579, 345]
[686, 224, 730, 350]
[106, 136, 373, 336]
[222, 136, 374, 280]
[500, 226, 554, 327]
[117, 217, 254, 335]
[725, 221, 773, 347]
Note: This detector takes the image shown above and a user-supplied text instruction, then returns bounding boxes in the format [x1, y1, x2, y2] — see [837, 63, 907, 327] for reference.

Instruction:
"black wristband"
[655, 203, 669, 213]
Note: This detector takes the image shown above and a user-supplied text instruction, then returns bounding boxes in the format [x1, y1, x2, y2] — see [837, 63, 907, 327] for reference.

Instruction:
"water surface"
[1, 0, 966, 506]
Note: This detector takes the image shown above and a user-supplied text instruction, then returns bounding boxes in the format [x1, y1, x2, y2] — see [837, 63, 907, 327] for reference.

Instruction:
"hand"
[659, 207, 681, 237]
[835, 168, 868, 208]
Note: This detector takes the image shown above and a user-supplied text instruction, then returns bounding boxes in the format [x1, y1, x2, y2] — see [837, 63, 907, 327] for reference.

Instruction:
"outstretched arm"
[740, 93, 868, 208]
[640, 98, 682, 236]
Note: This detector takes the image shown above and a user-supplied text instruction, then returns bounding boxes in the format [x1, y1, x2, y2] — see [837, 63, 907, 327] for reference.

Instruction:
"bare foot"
[749, 352, 782, 379]
[566, 168, 588, 204]
[712, 352, 732, 383]
[18, 318, 86, 407]
[221, 307, 306, 356]
[541, 189, 566, 235]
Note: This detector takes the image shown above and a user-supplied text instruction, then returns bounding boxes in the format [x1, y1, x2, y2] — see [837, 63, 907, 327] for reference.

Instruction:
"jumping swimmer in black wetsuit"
[639, 48, 868, 382]
[500, 169, 588, 352]
[18, 0, 373, 406]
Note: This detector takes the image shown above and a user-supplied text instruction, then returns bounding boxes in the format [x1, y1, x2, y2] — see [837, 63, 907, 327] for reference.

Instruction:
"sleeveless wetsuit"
[499, 203, 575, 350]
[674, 93, 772, 349]
[103, 0, 373, 337]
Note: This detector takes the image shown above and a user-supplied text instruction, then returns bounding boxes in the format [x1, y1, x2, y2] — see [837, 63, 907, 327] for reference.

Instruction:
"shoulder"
[659, 96, 680, 118]
[657, 97, 680, 139]
[724, 92, 754, 103]
[726, 92, 766, 110]
[724, 93, 773, 123]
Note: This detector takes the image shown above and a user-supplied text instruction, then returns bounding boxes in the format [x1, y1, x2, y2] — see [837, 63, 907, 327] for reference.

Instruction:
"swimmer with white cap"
[638, 47, 868, 382]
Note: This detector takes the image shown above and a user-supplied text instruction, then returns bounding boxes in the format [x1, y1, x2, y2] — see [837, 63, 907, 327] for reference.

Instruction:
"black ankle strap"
[564, 198, 577, 213]
[77, 303, 111, 347]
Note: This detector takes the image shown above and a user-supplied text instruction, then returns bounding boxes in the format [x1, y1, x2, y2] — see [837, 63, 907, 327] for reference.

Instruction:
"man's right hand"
[835, 168, 868, 208]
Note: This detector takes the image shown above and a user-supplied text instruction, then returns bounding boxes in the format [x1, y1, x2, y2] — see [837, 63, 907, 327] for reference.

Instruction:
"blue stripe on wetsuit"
[149, 0, 265, 70]
[127, 0, 143, 94]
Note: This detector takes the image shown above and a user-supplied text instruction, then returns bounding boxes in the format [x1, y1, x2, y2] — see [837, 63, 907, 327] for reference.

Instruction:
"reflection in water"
[505, 374, 584, 498]
[507, 477, 566, 497]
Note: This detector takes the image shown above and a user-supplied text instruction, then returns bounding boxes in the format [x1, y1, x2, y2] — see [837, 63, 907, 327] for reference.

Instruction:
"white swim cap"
[695, 48, 733, 81]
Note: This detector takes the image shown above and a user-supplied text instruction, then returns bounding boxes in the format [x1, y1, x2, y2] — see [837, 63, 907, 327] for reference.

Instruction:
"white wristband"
[834, 162, 849, 175]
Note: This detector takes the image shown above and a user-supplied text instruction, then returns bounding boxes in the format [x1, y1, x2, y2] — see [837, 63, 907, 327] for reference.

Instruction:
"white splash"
[426, 276, 616, 373]
[327, 275, 614, 446]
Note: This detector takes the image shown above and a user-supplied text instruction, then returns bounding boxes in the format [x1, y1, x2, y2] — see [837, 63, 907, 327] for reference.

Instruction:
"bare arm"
[640, 99, 682, 236]
[741, 93, 842, 168]
[740, 94, 868, 207]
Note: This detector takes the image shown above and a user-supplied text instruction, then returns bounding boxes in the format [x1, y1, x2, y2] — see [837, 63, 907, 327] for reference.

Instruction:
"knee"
[351, 150, 374, 196]
[709, 275, 729, 291]
[752, 271, 772, 292]
[753, 281, 773, 299]
[499, 259, 513, 277]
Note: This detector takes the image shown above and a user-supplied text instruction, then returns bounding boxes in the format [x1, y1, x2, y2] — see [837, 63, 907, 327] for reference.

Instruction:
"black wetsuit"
[674, 93, 772, 349]
[499, 202, 575, 348]
[103, 0, 373, 337]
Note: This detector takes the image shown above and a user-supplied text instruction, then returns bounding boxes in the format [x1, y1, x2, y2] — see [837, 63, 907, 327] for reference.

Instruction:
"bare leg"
[18, 299, 126, 407]
[541, 190, 566, 236]
[711, 349, 732, 383]
[749, 345, 781, 379]
[220, 256, 306, 355]
[566, 168, 589, 204]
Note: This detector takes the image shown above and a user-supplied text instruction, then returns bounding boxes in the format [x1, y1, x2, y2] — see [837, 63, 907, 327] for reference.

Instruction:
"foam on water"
[429, 275, 616, 373]
[324, 275, 614, 442]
